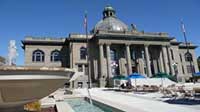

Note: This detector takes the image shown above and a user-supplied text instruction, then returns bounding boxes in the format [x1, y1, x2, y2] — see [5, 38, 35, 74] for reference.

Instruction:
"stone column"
[126, 44, 132, 75]
[106, 44, 112, 79]
[144, 45, 152, 77]
[99, 44, 105, 87]
[82, 64, 85, 74]
[70, 43, 73, 68]
[162, 45, 170, 74]
[159, 48, 164, 72]
[167, 46, 175, 75]
[153, 60, 158, 74]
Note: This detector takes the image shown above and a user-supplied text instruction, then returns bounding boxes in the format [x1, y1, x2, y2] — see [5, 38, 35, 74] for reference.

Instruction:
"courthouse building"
[22, 5, 199, 87]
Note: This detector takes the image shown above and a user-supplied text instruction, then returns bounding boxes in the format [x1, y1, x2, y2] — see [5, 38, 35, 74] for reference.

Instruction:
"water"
[65, 98, 108, 112]
[8, 40, 18, 65]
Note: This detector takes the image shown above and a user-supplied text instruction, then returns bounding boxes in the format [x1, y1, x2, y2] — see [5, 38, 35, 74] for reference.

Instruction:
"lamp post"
[111, 61, 118, 76]
[84, 11, 93, 105]
[181, 20, 194, 83]
[172, 62, 178, 81]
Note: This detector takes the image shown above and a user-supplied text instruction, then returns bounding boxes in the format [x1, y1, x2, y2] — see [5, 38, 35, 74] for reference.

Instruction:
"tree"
[0, 56, 6, 66]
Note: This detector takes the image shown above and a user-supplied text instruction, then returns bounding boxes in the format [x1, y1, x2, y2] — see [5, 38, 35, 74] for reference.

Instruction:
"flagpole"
[85, 11, 93, 104]
[180, 20, 195, 83]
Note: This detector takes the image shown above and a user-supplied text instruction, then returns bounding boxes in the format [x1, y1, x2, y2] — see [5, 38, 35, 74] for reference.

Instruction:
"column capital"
[166, 44, 171, 48]
[144, 44, 152, 77]
[105, 43, 111, 46]
[99, 43, 104, 46]
[125, 43, 131, 46]
[144, 44, 150, 47]
[161, 44, 170, 48]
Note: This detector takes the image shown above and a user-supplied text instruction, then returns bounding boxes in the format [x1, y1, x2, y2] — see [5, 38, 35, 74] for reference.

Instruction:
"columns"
[82, 64, 85, 74]
[99, 44, 106, 87]
[162, 46, 170, 74]
[126, 44, 132, 75]
[106, 44, 112, 78]
[144, 45, 152, 77]
[99, 44, 104, 78]
[70, 43, 74, 68]
[153, 60, 158, 73]
[167, 46, 175, 75]
[159, 50, 164, 72]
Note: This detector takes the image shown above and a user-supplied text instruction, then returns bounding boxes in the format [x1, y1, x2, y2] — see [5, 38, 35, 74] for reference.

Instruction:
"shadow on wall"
[60, 38, 70, 67]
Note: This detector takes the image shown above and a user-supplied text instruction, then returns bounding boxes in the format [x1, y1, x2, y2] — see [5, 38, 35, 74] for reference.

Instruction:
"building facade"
[22, 6, 199, 87]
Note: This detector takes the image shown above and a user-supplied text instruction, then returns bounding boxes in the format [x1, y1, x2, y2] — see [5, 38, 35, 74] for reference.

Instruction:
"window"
[85, 65, 88, 75]
[131, 50, 136, 60]
[77, 82, 83, 88]
[32, 50, 45, 62]
[170, 49, 174, 60]
[51, 50, 60, 62]
[80, 47, 87, 60]
[110, 49, 117, 61]
[182, 65, 185, 74]
[78, 64, 83, 72]
[185, 52, 193, 62]
[186, 65, 194, 73]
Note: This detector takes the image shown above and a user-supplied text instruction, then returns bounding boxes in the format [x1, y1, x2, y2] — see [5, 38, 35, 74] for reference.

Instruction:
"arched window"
[80, 47, 87, 60]
[110, 49, 117, 61]
[51, 50, 60, 62]
[185, 52, 193, 62]
[32, 50, 45, 62]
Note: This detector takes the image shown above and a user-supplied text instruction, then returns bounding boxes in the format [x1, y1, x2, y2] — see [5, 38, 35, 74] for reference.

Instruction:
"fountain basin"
[0, 66, 74, 111]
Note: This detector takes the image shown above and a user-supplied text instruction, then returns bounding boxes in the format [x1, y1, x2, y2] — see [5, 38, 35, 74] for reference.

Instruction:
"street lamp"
[172, 62, 178, 81]
[111, 61, 118, 76]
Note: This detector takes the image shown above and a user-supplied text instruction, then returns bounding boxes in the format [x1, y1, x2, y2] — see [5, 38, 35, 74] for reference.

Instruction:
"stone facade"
[22, 5, 199, 88]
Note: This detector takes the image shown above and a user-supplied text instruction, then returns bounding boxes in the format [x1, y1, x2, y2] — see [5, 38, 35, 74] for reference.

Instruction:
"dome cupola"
[103, 5, 116, 18]
[93, 5, 128, 33]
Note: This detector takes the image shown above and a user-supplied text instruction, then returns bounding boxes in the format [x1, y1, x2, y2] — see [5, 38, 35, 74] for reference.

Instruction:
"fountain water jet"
[8, 40, 18, 66]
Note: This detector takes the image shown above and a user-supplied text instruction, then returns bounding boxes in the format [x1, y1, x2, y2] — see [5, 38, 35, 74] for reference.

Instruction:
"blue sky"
[0, 0, 200, 65]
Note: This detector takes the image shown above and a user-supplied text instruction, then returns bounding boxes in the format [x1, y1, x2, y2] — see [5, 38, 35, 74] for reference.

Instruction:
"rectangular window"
[186, 65, 194, 73]
[85, 65, 88, 75]
[182, 65, 185, 74]
[78, 64, 83, 72]
[77, 82, 83, 88]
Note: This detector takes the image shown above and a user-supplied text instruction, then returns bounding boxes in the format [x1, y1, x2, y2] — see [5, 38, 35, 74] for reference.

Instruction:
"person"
[126, 81, 132, 89]
[120, 83, 125, 89]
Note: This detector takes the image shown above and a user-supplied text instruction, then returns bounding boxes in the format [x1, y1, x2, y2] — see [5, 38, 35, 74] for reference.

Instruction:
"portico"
[96, 34, 175, 86]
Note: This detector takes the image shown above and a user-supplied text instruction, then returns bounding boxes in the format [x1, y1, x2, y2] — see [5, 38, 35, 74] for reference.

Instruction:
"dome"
[93, 5, 128, 32]
[94, 17, 128, 32]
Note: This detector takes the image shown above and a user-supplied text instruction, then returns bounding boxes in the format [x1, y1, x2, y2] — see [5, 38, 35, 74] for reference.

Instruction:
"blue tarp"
[127, 73, 145, 79]
[194, 72, 200, 77]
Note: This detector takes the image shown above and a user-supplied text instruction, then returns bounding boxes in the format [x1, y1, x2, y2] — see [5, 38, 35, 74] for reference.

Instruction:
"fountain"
[8, 40, 18, 66]
[0, 40, 75, 112]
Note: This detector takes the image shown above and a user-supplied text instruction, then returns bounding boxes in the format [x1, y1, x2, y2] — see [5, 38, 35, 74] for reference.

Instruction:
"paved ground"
[74, 88, 200, 112]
